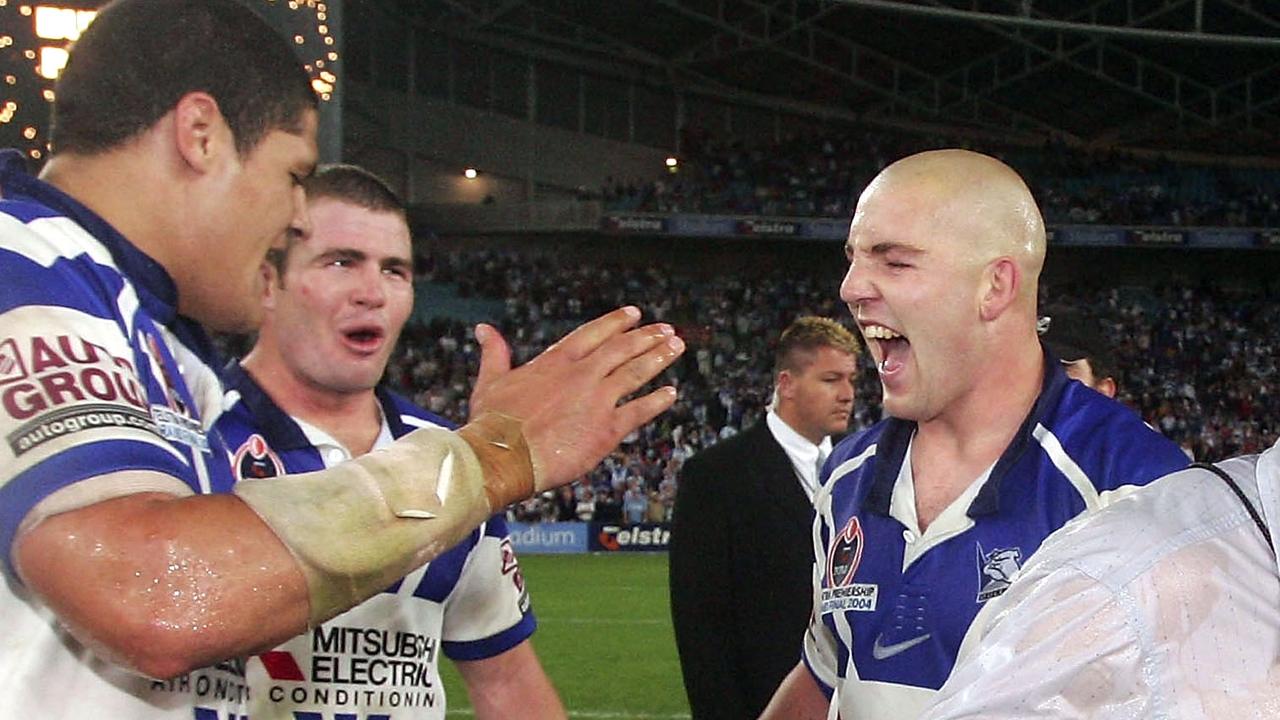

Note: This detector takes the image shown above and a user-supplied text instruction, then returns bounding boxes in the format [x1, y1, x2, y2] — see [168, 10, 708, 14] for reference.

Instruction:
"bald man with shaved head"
[760, 150, 1188, 720]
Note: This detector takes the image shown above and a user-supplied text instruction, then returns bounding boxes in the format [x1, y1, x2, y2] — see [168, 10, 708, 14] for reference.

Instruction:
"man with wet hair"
[0, 1, 682, 717]
[760, 150, 1187, 720]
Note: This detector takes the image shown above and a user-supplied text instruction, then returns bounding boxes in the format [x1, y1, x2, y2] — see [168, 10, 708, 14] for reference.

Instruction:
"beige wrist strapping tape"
[234, 412, 535, 625]
[457, 411, 536, 508]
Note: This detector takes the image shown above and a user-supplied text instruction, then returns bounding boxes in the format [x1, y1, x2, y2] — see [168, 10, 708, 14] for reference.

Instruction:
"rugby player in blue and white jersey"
[0, 2, 683, 717]
[761, 150, 1189, 720]
[217, 164, 564, 719]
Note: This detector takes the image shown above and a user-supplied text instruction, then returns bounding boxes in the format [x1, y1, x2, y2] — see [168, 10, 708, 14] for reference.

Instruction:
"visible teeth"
[864, 325, 902, 340]
[879, 359, 890, 372]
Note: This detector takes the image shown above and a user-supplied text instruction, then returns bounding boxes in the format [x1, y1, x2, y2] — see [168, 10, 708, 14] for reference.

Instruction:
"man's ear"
[171, 91, 230, 174]
[979, 257, 1020, 322]
[776, 370, 795, 400]
[259, 260, 281, 310]
[1096, 376, 1117, 399]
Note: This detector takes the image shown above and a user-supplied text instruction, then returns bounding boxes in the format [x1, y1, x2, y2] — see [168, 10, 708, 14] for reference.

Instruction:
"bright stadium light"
[34, 6, 94, 41]
[37, 46, 67, 79]
[464, 167, 478, 180]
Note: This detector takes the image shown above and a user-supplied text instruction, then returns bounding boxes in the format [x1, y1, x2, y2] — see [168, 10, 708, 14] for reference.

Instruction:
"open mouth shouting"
[863, 323, 909, 377]
[340, 323, 386, 354]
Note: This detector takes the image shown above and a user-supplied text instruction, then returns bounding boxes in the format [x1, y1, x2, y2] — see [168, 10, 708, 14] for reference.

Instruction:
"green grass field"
[440, 553, 692, 718]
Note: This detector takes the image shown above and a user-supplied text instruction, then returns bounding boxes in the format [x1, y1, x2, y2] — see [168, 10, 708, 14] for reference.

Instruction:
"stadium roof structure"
[389, 0, 1280, 160]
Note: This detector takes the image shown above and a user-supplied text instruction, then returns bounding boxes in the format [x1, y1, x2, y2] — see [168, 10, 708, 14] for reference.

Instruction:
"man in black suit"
[670, 316, 861, 719]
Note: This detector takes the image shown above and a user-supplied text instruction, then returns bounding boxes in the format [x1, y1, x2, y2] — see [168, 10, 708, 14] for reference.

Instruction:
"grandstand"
[320, 0, 1280, 522]
[2, 3, 1277, 716]
[324, 2, 1279, 527]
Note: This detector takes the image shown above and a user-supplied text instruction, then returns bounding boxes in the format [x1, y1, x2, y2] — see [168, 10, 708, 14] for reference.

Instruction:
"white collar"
[766, 409, 832, 501]
[889, 432, 994, 572]
[292, 403, 393, 467]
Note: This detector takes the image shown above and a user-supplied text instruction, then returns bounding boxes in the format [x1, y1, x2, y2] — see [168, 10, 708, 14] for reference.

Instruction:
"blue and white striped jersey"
[0, 149, 247, 718]
[803, 356, 1191, 720]
[217, 362, 536, 719]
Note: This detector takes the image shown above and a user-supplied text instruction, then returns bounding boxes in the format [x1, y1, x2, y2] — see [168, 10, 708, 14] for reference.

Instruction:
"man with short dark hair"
[670, 316, 859, 719]
[220, 164, 564, 720]
[0, 2, 682, 716]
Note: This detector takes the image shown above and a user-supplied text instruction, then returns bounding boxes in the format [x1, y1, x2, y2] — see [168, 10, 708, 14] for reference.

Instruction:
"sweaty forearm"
[235, 412, 535, 625]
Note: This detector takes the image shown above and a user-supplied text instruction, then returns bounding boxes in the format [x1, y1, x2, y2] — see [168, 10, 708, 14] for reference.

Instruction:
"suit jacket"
[669, 421, 817, 720]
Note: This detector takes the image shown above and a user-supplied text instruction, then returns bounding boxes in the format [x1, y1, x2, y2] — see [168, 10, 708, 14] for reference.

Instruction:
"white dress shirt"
[766, 409, 832, 502]
[920, 438, 1280, 720]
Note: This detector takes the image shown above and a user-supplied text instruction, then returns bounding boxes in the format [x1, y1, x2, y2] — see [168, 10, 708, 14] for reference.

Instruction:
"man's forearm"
[235, 412, 535, 625]
[457, 641, 566, 720]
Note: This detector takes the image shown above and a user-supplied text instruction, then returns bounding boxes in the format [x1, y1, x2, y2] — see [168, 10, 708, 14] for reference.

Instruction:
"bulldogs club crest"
[233, 434, 283, 480]
[975, 543, 1023, 602]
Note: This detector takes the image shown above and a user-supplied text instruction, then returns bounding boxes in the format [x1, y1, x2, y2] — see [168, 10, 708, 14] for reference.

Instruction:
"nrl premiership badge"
[820, 516, 879, 614]
[234, 433, 284, 479]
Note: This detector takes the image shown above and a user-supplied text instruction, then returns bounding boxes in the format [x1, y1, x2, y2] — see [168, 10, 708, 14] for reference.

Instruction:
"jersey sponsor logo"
[499, 537, 531, 613]
[234, 433, 284, 479]
[0, 333, 164, 454]
[143, 330, 189, 416]
[975, 543, 1023, 602]
[0, 338, 28, 383]
[151, 658, 250, 706]
[254, 626, 442, 712]
[8, 402, 157, 456]
[139, 329, 211, 452]
[820, 516, 878, 614]
[0, 334, 148, 419]
[151, 403, 210, 451]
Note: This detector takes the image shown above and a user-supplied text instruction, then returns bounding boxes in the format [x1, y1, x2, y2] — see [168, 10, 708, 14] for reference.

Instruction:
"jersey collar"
[222, 360, 412, 449]
[864, 344, 1070, 518]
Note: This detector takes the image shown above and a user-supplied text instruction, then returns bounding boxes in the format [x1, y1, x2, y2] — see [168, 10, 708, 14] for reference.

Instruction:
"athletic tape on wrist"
[457, 411, 536, 509]
[234, 426, 493, 625]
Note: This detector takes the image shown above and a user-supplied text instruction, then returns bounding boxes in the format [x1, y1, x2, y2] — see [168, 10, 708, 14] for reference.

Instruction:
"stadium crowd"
[385, 248, 1278, 523]
[604, 128, 1280, 228]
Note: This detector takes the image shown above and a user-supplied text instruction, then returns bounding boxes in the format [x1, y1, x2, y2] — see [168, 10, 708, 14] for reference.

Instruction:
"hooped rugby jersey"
[802, 355, 1191, 720]
[0, 149, 245, 718]
[217, 362, 536, 720]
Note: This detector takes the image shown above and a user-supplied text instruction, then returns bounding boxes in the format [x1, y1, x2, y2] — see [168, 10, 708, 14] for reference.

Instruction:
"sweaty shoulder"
[1044, 383, 1189, 492]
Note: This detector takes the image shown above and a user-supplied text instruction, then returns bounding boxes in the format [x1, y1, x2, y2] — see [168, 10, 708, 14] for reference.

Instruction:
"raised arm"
[14, 307, 684, 679]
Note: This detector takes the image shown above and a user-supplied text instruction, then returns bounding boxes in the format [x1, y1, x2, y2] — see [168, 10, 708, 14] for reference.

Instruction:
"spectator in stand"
[383, 246, 1276, 520]
[623, 480, 649, 525]
[1039, 309, 1119, 399]
[670, 316, 860, 719]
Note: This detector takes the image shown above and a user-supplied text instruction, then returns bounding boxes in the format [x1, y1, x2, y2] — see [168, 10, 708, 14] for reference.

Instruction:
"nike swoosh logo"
[871, 632, 932, 660]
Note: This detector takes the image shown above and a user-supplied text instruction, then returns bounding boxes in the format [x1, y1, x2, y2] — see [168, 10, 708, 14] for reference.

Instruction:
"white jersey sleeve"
[441, 519, 534, 659]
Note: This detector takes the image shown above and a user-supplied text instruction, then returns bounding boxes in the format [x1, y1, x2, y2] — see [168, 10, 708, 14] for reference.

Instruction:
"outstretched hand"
[469, 306, 684, 490]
